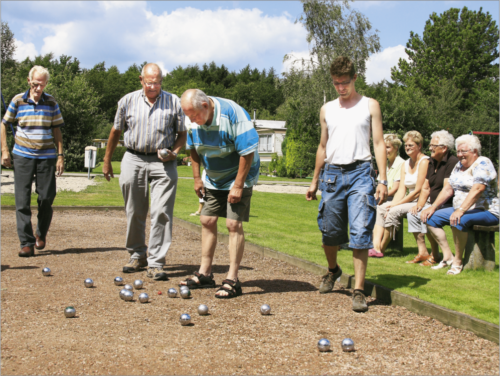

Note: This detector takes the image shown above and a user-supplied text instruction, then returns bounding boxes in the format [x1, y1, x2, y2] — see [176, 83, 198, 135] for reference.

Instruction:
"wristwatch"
[458, 207, 466, 212]
[172, 151, 178, 157]
[57, 153, 64, 158]
[377, 180, 388, 186]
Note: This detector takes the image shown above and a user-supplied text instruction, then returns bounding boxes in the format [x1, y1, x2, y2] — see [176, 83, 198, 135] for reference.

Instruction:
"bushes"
[177, 153, 187, 165]
[269, 153, 288, 177]
[97, 146, 126, 162]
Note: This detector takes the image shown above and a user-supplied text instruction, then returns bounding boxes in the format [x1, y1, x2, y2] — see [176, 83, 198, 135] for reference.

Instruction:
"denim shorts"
[317, 161, 377, 249]
[426, 207, 499, 232]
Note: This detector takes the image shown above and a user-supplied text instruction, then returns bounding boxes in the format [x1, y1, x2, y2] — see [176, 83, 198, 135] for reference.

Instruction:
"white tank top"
[324, 96, 372, 165]
[404, 156, 429, 193]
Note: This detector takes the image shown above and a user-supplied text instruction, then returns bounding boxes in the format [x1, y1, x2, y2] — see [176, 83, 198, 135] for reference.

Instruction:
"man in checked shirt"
[103, 63, 187, 280]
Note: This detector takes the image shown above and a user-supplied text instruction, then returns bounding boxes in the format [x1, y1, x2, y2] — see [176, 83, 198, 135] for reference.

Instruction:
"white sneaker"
[431, 259, 453, 270]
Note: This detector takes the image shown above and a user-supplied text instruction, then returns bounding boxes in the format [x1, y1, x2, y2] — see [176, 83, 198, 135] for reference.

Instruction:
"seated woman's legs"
[383, 202, 417, 255]
[372, 202, 391, 254]
[426, 226, 454, 261]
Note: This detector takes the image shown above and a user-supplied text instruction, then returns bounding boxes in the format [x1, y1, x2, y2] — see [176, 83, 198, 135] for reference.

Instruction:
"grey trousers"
[119, 152, 178, 268]
[13, 154, 56, 248]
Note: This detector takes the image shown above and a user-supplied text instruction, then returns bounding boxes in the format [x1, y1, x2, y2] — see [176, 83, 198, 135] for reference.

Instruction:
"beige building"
[254, 119, 286, 162]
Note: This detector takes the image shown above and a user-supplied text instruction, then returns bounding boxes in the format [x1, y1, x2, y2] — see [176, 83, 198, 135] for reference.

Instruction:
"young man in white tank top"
[306, 56, 388, 313]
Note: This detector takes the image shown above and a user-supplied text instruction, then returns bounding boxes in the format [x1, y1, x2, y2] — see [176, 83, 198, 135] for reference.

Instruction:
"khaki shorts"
[201, 188, 253, 222]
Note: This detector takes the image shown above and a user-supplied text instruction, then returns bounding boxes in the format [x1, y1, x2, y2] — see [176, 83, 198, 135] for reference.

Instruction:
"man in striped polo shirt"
[1, 65, 65, 257]
[103, 63, 187, 280]
[179, 89, 260, 299]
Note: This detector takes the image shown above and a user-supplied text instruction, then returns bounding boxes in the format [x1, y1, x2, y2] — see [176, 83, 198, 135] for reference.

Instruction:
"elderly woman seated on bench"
[420, 134, 499, 275]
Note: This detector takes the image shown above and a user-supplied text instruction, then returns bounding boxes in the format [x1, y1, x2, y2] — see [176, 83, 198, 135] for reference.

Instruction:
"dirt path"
[1, 210, 498, 375]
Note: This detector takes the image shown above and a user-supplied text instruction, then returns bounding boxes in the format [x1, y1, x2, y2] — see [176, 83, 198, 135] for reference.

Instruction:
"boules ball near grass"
[317, 338, 331, 352]
[341, 338, 355, 352]
[124, 284, 133, 291]
[123, 290, 134, 301]
[180, 288, 191, 299]
[260, 304, 271, 315]
[180, 313, 191, 326]
[198, 304, 209, 316]
[64, 306, 76, 318]
[133, 280, 144, 290]
[114, 276, 124, 286]
[167, 288, 178, 298]
[84, 278, 94, 288]
[42, 267, 51, 276]
[138, 293, 149, 303]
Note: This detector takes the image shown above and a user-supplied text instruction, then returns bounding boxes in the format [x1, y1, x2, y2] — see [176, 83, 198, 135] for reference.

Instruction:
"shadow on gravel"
[241, 279, 317, 295]
[163, 264, 254, 278]
[1, 265, 40, 272]
[37, 247, 126, 256]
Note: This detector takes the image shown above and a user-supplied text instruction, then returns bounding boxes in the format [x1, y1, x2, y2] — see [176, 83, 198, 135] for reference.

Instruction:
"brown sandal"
[215, 279, 242, 299]
[406, 254, 431, 264]
[179, 272, 216, 289]
[420, 256, 441, 266]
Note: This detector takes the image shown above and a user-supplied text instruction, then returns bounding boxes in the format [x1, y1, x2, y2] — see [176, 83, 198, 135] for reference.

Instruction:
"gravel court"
[1, 210, 498, 375]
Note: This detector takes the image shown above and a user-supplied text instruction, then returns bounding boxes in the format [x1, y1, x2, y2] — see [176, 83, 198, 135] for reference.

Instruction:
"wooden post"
[463, 225, 498, 271]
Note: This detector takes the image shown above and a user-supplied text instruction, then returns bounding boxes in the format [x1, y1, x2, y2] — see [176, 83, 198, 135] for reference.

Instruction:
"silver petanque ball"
[119, 289, 128, 300]
[114, 276, 124, 286]
[133, 280, 144, 290]
[167, 288, 178, 298]
[198, 304, 209, 316]
[318, 338, 331, 352]
[159, 148, 169, 158]
[42, 267, 51, 276]
[180, 313, 191, 326]
[138, 292, 149, 303]
[179, 285, 189, 291]
[180, 288, 191, 299]
[64, 306, 76, 318]
[123, 290, 134, 301]
[260, 304, 271, 315]
[124, 284, 133, 291]
[341, 338, 355, 352]
[84, 278, 94, 288]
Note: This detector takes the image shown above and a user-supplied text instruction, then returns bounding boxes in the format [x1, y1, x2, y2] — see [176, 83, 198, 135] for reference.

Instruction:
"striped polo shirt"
[114, 89, 186, 153]
[2, 89, 65, 159]
[186, 96, 260, 190]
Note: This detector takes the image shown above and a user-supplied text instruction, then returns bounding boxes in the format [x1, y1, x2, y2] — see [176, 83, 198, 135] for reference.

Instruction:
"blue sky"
[2, 1, 498, 84]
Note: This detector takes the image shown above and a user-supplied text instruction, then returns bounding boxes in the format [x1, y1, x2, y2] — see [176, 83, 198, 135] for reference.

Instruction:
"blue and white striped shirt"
[186, 97, 260, 190]
[114, 89, 186, 153]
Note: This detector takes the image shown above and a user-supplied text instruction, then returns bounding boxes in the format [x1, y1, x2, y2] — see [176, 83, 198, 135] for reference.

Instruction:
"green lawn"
[2, 176, 498, 324]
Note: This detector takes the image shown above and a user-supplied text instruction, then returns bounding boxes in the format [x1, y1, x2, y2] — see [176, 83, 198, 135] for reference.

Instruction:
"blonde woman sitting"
[370, 131, 429, 260]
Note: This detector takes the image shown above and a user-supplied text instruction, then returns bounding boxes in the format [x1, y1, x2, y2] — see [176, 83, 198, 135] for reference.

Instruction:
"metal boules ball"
[341, 338, 355, 352]
[159, 148, 169, 158]
[138, 293, 149, 303]
[198, 304, 209, 316]
[124, 284, 133, 291]
[167, 288, 178, 298]
[180, 313, 191, 326]
[260, 304, 271, 315]
[123, 290, 134, 301]
[133, 280, 144, 290]
[114, 277, 124, 286]
[318, 338, 331, 352]
[179, 285, 189, 291]
[42, 267, 51, 276]
[180, 288, 191, 299]
[119, 289, 128, 300]
[84, 278, 94, 288]
[64, 306, 76, 318]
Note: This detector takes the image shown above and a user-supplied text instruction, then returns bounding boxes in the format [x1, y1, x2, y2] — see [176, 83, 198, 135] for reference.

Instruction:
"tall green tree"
[1, 22, 16, 68]
[391, 6, 499, 107]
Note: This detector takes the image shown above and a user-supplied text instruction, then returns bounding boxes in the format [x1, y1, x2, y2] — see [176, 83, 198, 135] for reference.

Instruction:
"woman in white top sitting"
[369, 131, 430, 260]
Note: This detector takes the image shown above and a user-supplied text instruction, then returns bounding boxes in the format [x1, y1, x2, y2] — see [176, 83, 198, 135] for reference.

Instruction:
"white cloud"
[22, 2, 307, 73]
[365, 45, 408, 84]
[281, 50, 316, 73]
[13, 39, 38, 61]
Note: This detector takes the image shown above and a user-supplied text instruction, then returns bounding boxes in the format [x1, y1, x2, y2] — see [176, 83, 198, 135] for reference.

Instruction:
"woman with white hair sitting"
[406, 130, 460, 266]
[420, 134, 499, 275]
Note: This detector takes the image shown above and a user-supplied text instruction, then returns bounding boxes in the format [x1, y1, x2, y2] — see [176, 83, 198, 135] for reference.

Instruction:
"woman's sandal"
[179, 272, 216, 289]
[447, 264, 463, 275]
[215, 278, 242, 299]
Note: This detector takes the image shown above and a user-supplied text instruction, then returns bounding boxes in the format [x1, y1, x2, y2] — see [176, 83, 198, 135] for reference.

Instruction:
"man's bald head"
[141, 63, 162, 80]
[181, 89, 210, 111]
[181, 89, 212, 126]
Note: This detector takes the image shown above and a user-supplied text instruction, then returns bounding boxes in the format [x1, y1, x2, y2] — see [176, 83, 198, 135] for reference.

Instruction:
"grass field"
[2, 175, 498, 324]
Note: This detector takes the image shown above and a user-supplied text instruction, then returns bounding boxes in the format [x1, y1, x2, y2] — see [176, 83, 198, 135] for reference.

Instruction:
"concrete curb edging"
[173, 217, 499, 344]
[1, 206, 498, 343]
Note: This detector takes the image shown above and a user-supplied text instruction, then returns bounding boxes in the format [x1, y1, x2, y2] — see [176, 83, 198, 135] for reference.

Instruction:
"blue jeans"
[426, 207, 499, 232]
[317, 161, 377, 249]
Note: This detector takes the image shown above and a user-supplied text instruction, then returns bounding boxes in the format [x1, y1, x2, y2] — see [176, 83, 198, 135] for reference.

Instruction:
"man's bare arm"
[370, 98, 387, 204]
[103, 127, 122, 181]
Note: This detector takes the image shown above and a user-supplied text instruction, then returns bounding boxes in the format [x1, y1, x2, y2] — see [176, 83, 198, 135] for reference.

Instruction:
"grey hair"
[430, 130, 455, 151]
[29, 65, 50, 81]
[383, 134, 402, 151]
[190, 89, 210, 110]
[456, 134, 482, 156]
[141, 63, 163, 79]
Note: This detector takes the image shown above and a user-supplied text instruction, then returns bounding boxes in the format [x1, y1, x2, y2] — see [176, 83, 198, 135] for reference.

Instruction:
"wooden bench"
[463, 225, 499, 271]
[386, 225, 404, 253]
